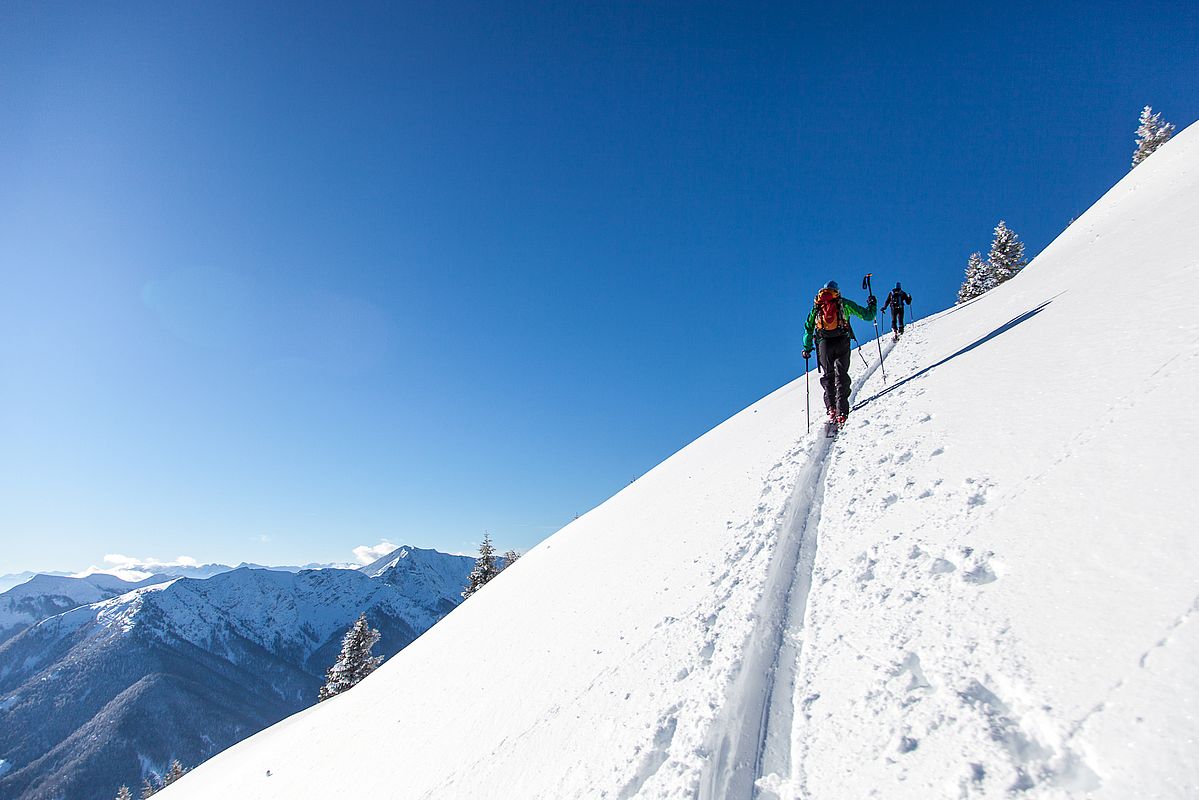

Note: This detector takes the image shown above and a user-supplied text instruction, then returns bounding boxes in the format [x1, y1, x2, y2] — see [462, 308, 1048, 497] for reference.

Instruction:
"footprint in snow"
[959, 549, 999, 585]
[930, 558, 956, 575]
[963, 477, 991, 508]
[855, 552, 878, 584]
[963, 562, 998, 585]
[617, 711, 680, 800]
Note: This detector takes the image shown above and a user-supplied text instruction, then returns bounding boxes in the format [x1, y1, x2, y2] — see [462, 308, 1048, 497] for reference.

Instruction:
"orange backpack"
[813, 288, 845, 333]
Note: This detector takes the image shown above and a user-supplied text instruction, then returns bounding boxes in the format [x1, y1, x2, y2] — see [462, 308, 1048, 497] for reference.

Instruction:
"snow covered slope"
[780, 127, 1199, 800]
[162, 123, 1199, 800]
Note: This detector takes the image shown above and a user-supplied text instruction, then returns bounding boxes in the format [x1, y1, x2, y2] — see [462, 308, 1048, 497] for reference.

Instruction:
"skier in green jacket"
[802, 281, 877, 423]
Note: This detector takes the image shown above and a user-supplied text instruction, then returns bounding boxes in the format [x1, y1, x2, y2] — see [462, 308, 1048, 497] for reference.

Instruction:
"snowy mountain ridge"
[161, 122, 1199, 799]
[94, 565, 455, 661]
[0, 554, 385, 646]
[358, 544, 478, 604]
[0, 573, 170, 644]
[0, 573, 71, 595]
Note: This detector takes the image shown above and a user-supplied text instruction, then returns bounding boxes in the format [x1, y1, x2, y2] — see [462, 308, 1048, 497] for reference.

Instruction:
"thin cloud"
[73, 554, 202, 582]
[352, 541, 399, 565]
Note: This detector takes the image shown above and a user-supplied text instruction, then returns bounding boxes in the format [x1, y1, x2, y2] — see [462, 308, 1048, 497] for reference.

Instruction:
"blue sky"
[1, 1, 1195, 573]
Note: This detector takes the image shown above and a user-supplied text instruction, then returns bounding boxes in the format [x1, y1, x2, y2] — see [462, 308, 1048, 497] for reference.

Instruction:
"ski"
[826, 418, 849, 437]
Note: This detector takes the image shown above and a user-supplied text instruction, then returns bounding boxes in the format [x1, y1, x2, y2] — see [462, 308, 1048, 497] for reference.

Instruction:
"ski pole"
[804, 354, 811, 432]
[862, 273, 887, 383]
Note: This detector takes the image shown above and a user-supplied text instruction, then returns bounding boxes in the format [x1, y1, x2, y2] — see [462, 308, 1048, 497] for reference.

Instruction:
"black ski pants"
[817, 335, 852, 415]
[889, 306, 905, 333]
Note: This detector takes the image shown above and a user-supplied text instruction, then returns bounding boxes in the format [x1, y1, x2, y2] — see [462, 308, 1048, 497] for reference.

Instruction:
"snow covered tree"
[161, 760, 187, 787]
[461, 533, 499, 599]
[139, 777, 157, 799]
[988, 220, 1027, 285]
[1132, 105, 1175, 169]
[114, 786, 133, 800]
[500, 549, 521, 572]
[318, 612, 384, 701]
[957, 251, 992, 304]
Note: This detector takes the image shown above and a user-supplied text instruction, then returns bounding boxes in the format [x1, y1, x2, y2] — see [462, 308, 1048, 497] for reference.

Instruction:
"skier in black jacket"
[882, 283, 912, 339]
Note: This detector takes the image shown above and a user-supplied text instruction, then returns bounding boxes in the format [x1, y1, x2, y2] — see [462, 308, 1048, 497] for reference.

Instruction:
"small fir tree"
[461, 533, 499, 599]
[161, 760, 187, 787]
[500, 549, 522, 571]
[318, 612, 384, 701]
[957, 252, 992, 304]
[1132, 105, 1175, 169]
[115, 786, 133, 800]
[988, 220, 1027, 285]
[139, 777, 157, 799]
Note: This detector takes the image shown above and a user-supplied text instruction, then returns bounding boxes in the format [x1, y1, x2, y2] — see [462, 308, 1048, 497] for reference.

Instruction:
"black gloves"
[802, 349, 811, 360]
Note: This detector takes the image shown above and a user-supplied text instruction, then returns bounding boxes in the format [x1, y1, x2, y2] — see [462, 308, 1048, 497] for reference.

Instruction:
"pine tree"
[115, 786, 133, 800]
[957, 252, 992, 304]
[988, 220, 1027, 285]
[1132, 105, 1176, 169]
[500, 549, 521, 571]
[139, 777, 157, 799]
[461, 533, 499, 599]
[161, 760, 187, 786]
[318, 612, 384, 701]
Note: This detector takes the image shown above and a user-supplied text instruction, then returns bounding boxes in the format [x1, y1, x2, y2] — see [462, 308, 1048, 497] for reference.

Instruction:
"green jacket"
[803, 295, 877, 351]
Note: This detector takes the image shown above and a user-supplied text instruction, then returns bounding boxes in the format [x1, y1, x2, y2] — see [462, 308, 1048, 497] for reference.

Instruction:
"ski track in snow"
[788, 313, 1117, 798]
[699, 335, 897, 800]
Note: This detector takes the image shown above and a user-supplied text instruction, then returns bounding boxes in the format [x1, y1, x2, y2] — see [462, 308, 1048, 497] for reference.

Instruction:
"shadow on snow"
[853, 299, 1054, 412]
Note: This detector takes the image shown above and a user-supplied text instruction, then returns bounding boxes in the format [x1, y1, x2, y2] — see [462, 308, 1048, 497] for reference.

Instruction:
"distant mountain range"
[0, 572, 71, 594]
[0, 561, 356, 594]
[0, 573, 171, 645]
[0, 546, 473, 800]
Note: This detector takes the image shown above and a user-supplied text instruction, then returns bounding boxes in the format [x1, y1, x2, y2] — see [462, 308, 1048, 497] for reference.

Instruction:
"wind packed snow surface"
[161, 124, 1199, 799]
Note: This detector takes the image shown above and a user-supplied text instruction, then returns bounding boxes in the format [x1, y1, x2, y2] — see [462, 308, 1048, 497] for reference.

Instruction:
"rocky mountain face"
[0, 547, 473, 800]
